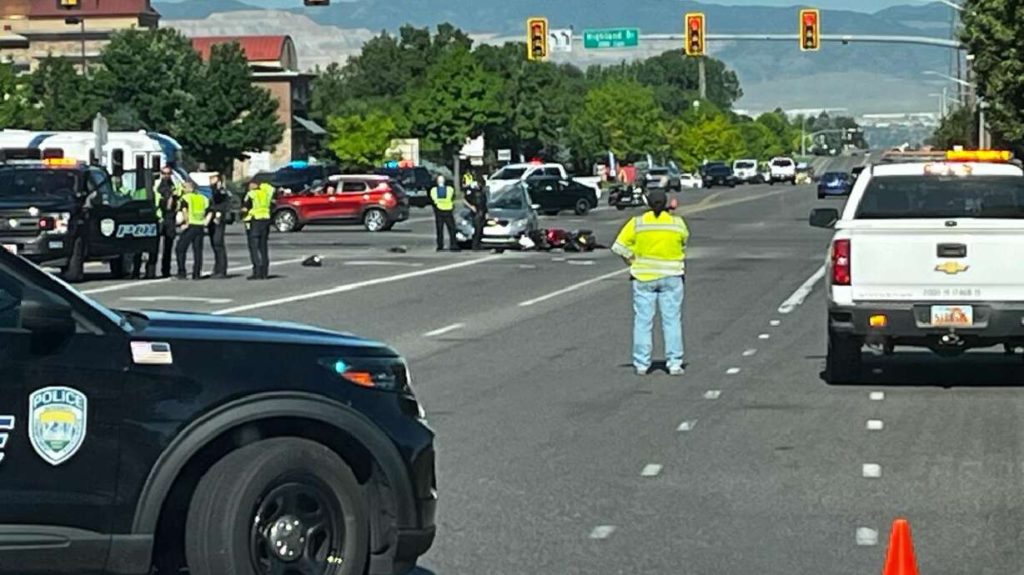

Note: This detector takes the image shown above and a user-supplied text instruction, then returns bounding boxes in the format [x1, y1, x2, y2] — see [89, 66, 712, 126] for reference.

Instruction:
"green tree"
[570, 79, 666, 162]
[667, 114, 745, 170]
[928, 107, 976, 149]
[93, 27, 203, 135]
[28, 57, 100, 130]
[737, 120, 779, 160]
[408, 47, 504, 163]
[961, 1, 1024, 147]
[179, 42, 284, 174]
[0, 62, 34, 128]
[756, 110, 799, 156]
[326, 112, 398, 168]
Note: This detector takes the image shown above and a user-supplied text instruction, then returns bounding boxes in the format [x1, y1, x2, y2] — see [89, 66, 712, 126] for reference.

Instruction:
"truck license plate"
[2, 244, 16, 255]
[930, 305, 973, 327]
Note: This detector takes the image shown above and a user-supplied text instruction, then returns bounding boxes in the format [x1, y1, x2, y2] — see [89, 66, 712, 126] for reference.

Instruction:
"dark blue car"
[817, 171, 853, 199]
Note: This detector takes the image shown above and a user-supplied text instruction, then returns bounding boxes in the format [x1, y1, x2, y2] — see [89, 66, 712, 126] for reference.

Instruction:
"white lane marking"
[568, 260, 595, 266]
[641, 464, 663, 477]
[214, 256, 502, 315]
[518, 268, 628, 308]
[869, 391, 885, 401]
[742, 349, 758, 357]
[345, 261, 424, 267]
[855, 527, 879, 546]
[552, 257, 566, 262]
[518, 264, 537, 269]
[589, 525, 616, 540]
[726, 367, 741, 375]
[703, 390, 721, 400]
[81, 257, 306, 295]
[777, 264, 826, 314]
[769, 319, 781, 327]
[405, 215, 435, 224]
[422, 323, 465, 338]
[862, 463, 882, 478]
[866, 419, 884, 431]
[677, 419, 698, 432]
[122, 296, 233, 304]
[758, 333, 771, 340]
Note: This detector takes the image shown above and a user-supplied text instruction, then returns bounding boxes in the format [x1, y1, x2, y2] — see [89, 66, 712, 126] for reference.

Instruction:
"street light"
[922, 70, 974, 88]
[64, 16, 86, 75]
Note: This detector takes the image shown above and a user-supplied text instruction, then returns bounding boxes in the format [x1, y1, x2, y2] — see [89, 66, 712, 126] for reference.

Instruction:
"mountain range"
[154, 0, 964, 115]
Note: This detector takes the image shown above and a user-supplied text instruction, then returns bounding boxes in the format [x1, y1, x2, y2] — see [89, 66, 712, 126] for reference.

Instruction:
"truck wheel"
[769, 180, 775, 186]
[825, 331, 863, 384]
[63, 237, 86, 283]
[109, 256, 127, 279]
[574, 199, 591, 216]
[185, 438, 369, 575]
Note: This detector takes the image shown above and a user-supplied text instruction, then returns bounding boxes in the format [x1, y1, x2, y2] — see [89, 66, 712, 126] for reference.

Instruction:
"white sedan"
[679, 173, 703, 189]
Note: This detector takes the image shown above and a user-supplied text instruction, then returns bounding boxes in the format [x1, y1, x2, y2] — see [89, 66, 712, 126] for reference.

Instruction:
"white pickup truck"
[810, 151, 1024, 383]
[488, 163, 602, 198]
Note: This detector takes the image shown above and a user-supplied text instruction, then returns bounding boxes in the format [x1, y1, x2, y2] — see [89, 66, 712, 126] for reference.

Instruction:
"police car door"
[83, 167, 159, 257]
[0, 252, 124, 567]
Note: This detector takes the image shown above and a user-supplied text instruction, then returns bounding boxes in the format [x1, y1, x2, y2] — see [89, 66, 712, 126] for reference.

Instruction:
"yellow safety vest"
[612, 211, 690, 281]
[246, 185, 273, 221]
[182, 192, 209, 226]
[430, 185, 455, 211]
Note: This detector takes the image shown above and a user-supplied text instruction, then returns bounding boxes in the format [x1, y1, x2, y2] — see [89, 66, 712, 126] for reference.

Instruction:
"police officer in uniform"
[128, 173, 159, 279]
[207, 175, 230, 279]
[464, 180, 488, 251]
[155, 167, 181, 278]
[242, 180, 273, 280]
[174, 183, 211, 280]
[430, 175, 458, 251]
[611, 185, 690, 377]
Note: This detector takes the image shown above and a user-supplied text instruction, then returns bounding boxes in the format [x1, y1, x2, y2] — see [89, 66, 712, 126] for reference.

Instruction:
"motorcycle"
[608, 184, 647, 210]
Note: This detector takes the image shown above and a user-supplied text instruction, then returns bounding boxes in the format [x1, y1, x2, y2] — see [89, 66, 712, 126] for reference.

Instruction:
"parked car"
[817, 171, 854, 198]
[768, 157, 797, 185]
[456, 182, 539, 248]
[376, 165, 434, 208]
[525, 176, 599, 215]
[732, 159, 760, 184]
[642, 166, 682, 192]
[702, 164, 737, 188]
[272, 174, 410, 232]
[679, 173, 703, 189]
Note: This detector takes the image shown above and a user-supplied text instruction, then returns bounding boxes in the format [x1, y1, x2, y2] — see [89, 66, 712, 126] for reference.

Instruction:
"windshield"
[489, 185, 527, 210]
[491, 167, 527, 180]
[0, 168, 78, 200]
[856, 176, 1024, 219]
[823, 172, 848, 181]
[771, 159, 793, 167]
[734, 161, 756, 169]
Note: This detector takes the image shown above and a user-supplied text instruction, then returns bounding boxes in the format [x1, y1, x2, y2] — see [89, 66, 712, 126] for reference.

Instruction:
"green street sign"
[583, 28, 639, 49]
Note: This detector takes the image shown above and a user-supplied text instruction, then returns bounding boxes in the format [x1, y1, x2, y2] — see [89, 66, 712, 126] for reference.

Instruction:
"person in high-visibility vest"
[174, 183, 212, 280]
[429, 175, 459, 251]
[611, 185, 690, 376]
[242, 180, 274, 280]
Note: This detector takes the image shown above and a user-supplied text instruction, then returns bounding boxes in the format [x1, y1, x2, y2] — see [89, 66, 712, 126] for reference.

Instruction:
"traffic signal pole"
[698, 58, 706, 99]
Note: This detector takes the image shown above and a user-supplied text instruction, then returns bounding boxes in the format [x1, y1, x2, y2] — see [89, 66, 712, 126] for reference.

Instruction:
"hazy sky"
[161, 0, 934, 12]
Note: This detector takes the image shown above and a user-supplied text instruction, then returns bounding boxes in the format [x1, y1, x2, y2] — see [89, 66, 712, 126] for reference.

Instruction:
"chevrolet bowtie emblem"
[935, 261, 969, 275]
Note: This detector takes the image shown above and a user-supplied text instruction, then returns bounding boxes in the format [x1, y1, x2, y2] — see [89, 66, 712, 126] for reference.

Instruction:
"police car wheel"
[574, 199, 591, 216]
[273, 210, 298, 233]
[362, 209, 387, 232]
[184, 437, 370, 575]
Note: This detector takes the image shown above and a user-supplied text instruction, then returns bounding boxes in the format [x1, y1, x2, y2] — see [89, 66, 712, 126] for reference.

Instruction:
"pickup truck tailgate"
[844, 220, 1024, 302]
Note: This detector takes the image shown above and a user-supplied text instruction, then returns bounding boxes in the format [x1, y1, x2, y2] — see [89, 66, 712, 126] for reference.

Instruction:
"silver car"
[456, 183, 540, 248]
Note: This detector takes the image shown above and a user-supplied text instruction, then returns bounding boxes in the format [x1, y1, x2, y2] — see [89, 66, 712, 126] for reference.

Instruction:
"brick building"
[191, 35, 325, 177]
[0, 0, 159, 72]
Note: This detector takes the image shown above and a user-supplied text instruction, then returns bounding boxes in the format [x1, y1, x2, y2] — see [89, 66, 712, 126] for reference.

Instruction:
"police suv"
[811, 149, 1024, 383]
[0, 248, 436, 574]
[0, 149, 158, 282]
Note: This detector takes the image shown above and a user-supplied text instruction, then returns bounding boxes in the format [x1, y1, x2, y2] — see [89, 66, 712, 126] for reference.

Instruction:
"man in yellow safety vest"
[174, 183, 212, 280]
[242, 181, 274, 280]
[612, 186, 690, 376]
[429, 175, 459, 251]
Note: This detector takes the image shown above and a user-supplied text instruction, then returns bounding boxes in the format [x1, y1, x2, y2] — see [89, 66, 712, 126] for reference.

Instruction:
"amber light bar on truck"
[945, 150, 1013, 162]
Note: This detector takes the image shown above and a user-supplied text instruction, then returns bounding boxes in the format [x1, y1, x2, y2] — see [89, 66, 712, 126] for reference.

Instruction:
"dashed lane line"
[589, 526, 616, 540]
[742, 349, 758, 357]
[866, 419, 884, 431]
[677, 420, 698, 432]
[640, 464, 663, 477]
[862, 463, 882, 478]
[703, 390, 721, 400]
[213, 255, 503, 315]
[855, 527, 879, 546]
[769, 319, 781, 327]
[869, 391, 885, 401]
[778, 264, 826, 314]
[758, 333, 771, 340]
[422, 323, 465, 338]
[726, 367, 741, 375]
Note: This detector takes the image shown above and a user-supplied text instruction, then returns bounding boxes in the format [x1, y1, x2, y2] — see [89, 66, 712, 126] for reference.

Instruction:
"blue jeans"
[632, 276, 685, 370]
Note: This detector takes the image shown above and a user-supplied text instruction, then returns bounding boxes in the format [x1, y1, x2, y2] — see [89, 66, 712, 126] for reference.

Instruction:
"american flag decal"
[131, 341, 174, 365]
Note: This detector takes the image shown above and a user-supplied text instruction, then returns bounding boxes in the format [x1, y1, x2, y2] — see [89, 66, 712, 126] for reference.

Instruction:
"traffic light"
[58, 0, 79, 8]
[684, 13, 706, 57]
[800, 8, 820, 51]
[304, 0, 330, 5]
[527, 17, 548, 61]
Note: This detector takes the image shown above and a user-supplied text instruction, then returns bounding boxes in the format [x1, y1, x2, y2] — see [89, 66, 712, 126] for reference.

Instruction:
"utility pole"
[978, 99, 989, 149]
[698, 57, 706, 100]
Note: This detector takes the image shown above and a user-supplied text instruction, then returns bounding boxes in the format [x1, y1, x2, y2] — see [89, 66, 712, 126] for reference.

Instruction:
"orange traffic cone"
[882, 518, 920, 575]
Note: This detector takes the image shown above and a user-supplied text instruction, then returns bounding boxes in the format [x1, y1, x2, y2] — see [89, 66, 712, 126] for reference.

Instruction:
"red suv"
[272, 175, 410, 232]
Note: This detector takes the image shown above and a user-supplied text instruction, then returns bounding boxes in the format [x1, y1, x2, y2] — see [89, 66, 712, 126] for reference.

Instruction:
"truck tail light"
[832, 239, 851, 285]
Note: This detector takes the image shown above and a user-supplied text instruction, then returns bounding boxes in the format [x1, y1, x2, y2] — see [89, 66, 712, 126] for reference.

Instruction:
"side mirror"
[809, 208, 840, 229]
[20, 288, 75, 352]
[530, 203, 541, 210]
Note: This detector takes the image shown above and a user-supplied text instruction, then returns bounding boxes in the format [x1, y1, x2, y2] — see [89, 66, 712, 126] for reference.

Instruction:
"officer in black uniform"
[464, 180, 489, 251]
[155, 167, 179, 278]
[207, 175, 230, 279]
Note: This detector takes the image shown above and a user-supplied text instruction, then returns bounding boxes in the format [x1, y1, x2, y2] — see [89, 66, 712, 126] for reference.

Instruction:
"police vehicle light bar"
[42, 158, 78, 167]
[946, 150, 1013, 162]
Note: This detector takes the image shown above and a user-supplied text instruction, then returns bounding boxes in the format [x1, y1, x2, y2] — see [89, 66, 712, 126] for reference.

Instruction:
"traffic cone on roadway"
[882, 518, 919, 575]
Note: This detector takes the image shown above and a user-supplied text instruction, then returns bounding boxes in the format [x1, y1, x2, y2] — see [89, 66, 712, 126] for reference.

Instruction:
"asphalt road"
[83, 182, 1024, 574]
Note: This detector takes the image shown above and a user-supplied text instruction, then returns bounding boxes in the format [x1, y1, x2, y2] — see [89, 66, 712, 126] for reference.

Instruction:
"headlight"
[319, 356, 411, 393]
[510, 218, 528, 230]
